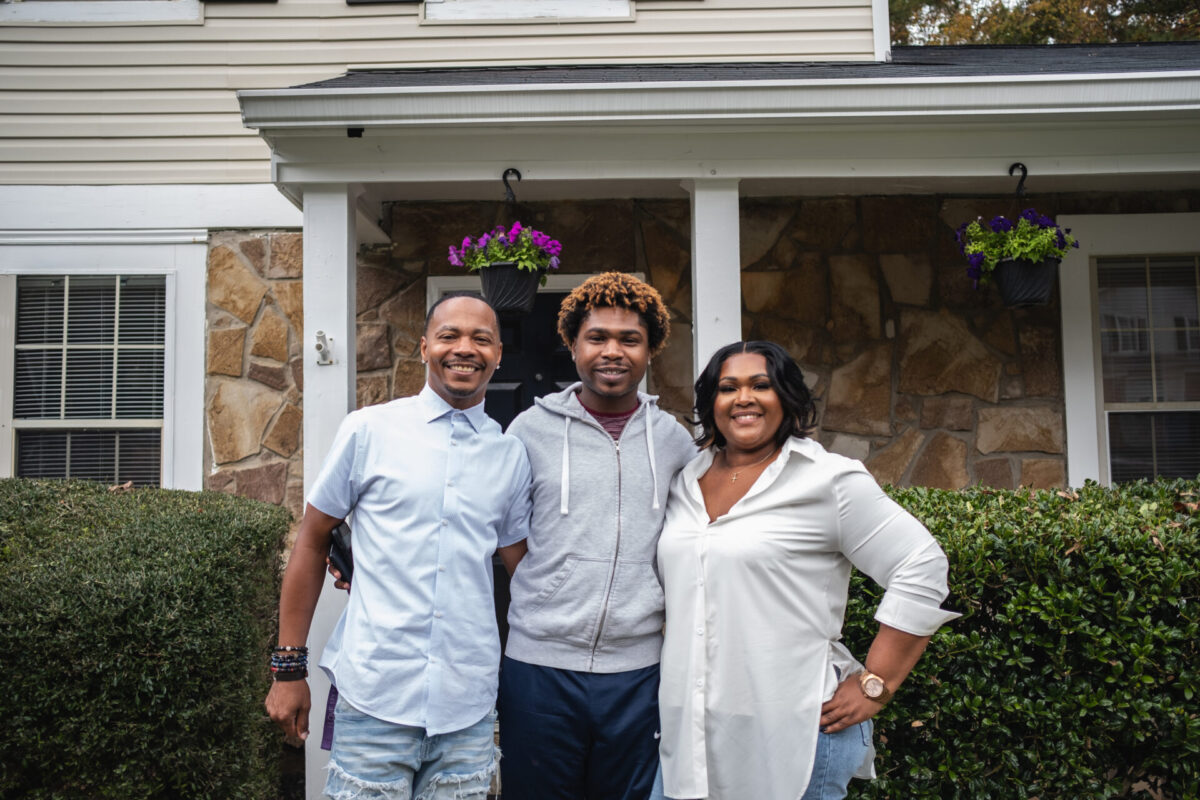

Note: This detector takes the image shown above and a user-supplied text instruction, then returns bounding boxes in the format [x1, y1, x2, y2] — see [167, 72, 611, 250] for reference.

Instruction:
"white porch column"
[684, 179, 742, 380]
[301, 185, 357, 797]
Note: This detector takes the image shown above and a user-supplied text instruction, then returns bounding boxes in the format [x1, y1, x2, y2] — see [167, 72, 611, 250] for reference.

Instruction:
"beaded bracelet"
[270, 644, 309, 681]
[270, 654, 308, 670]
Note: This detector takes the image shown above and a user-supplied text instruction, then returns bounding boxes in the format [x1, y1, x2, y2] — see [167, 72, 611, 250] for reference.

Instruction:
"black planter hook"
[502, 168, 522, 204]
[1009, 162, 1028, 197]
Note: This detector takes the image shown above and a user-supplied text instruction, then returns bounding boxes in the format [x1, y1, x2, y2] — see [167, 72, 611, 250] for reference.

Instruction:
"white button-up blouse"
[656, 437, 959, 800]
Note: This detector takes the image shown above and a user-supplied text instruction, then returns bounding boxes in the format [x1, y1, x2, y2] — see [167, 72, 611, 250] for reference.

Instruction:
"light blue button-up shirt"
[309, 385, 532, 734]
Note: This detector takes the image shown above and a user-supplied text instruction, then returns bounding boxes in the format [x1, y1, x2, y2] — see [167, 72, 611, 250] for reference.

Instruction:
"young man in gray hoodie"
[497, 272, 697, 800]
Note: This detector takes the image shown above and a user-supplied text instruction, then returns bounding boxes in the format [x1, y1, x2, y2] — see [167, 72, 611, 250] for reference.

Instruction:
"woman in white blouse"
[652, 341, 959, 800]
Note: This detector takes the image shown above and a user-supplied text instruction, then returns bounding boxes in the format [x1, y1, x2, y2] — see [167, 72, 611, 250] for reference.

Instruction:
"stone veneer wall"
[739, 191, 1200, 490]
[204, 231, 305, 536]
[203, 191, 1200, 526]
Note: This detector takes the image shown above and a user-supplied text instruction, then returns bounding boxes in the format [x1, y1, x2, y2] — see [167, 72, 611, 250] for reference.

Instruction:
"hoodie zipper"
[586, 408, 640, 670]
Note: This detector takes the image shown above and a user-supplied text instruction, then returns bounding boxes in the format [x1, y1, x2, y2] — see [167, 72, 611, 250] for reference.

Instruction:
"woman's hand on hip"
[819, 673, 882, 734]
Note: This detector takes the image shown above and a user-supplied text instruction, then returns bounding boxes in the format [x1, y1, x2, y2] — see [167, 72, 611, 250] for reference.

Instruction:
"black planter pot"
[478, 261, 543, 313]
[993, 257, 1060, 307]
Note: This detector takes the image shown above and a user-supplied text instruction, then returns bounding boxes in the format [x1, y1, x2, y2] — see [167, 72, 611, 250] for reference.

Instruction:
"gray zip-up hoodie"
[504, 383, 697, 673]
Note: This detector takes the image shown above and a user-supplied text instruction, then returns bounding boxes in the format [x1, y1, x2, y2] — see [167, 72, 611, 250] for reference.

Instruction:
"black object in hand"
[329, 521, 353, 584]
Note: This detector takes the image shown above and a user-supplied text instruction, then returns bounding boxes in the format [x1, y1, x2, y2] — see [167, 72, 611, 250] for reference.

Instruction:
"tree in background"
[891, 0, 1199, 45]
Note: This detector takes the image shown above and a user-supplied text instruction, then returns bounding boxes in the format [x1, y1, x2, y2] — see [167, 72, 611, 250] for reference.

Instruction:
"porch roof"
[295, 42, 1200, 90]
[237, 42, 1200, 210]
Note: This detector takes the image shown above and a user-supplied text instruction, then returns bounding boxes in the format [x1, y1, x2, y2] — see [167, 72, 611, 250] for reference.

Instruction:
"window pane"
[15, 430, 67, 478]
[13, 350, 63, 419]
[115, 350, 165, 418]
[1148, 258, 1199, 332]
[1097, 260, 1149, 322]
[118, 430, 163, 486]
[15, 429, 161, 487]
[16, 277, 64, 345]
[1098, 260, 1152, 403]
[63, 350, 113, 419]
[1154, 330, 1200, 403]
[68, 430, 117, 482]
[1100, 338, 1153, 403]
[66, 276, 116, 345]
[118, 276, 166, 344]
[1108, 412, 1200, 482]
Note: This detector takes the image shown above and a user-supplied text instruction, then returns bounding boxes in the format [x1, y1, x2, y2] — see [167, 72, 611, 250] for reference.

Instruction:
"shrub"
[846, 479, 1200, 800]
[0, 479, 289, 799]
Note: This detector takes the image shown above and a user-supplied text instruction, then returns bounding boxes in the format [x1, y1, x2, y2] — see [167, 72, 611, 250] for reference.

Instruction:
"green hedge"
[846, 479, 1200, 800]
[0, 479, 289, 799]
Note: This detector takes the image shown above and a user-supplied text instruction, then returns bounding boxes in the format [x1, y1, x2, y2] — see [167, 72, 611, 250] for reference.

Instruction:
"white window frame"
[0, 0, 202, 25]
[1060, 212, 1200, 486]
[0, 231, 207, 490]
[422, 0, 632, 23]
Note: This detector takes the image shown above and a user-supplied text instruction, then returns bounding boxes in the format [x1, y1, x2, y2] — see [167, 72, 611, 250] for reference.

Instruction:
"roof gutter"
[239, 70, 1200, 131]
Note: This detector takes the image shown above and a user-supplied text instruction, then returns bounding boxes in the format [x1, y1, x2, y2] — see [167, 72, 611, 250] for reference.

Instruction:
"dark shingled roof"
[296, 42, 1200, 90]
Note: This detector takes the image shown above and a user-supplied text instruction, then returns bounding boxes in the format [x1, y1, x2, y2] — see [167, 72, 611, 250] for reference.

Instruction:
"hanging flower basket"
[448, 221, 562, 315]
[955, 208, 1078, 306]
[478, 261, 544, 313]
[993, 257, 1059, 307]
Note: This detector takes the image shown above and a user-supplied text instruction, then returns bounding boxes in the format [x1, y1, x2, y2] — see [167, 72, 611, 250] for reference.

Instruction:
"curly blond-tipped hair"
[557, 272, 672, 356]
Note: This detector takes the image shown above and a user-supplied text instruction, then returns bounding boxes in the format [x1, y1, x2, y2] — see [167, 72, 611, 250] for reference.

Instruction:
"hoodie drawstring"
[560, 415, 571, 515]
[645, 407, 660, 510]
[556, 392, 662, 515]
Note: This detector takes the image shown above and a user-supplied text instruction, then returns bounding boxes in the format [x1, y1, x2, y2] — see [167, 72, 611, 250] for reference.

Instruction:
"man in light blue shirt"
[266, 293, 532, 799]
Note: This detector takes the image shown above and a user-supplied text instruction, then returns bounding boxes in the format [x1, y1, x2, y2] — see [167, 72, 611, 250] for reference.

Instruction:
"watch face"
[863, 676, 884, 697]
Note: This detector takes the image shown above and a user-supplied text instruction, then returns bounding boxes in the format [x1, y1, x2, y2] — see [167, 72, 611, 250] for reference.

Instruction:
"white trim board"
[0, 0, 201, 25]
[423, 0, 632, 22]
[0, 185, 301, 232]
[1059, 212, 1200, 487]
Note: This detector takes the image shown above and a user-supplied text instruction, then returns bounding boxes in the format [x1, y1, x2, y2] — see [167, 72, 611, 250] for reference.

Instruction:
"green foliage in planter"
[844, 479, 1200, 800]
[0, 479, 289, 799]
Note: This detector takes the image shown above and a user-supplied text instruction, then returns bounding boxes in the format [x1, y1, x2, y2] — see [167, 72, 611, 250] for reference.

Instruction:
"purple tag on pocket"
[320, 685, 338, 751]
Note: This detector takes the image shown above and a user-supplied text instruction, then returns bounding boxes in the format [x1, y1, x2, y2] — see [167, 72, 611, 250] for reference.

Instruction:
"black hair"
[424, 291, 499, 334]
[693, 340, 818, 450]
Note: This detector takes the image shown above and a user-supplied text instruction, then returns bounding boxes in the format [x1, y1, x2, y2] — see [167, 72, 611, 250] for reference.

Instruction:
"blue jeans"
[325, 696, 497, 800]
[648, 720, 872, 800]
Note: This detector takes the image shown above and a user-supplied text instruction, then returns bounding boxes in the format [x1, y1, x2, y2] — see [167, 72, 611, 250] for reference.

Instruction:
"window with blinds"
[1097, 256, 1200, 483]
[13, 275, 165, 486]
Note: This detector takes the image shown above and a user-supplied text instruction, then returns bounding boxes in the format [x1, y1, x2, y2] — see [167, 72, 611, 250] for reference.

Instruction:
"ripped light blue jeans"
[325, 696, 497, 800]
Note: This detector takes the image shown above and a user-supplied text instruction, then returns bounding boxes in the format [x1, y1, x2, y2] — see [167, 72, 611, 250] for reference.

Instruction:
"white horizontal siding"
[0, 0, 876, 185]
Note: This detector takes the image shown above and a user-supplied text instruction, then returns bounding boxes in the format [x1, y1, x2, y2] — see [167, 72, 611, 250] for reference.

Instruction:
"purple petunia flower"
[989, 216, 1013, 233]
[448, 246, 462, 267]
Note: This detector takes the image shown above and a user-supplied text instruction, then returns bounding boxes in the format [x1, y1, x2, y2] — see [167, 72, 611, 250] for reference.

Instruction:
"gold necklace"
[723, 447, 779, 484]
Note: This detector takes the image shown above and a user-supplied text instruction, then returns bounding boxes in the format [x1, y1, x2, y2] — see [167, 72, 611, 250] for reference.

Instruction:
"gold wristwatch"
[858, 671, 894, 705]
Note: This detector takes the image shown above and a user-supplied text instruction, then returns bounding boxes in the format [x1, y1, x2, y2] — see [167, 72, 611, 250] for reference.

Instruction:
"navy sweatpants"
[497, 655, 660, 800]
